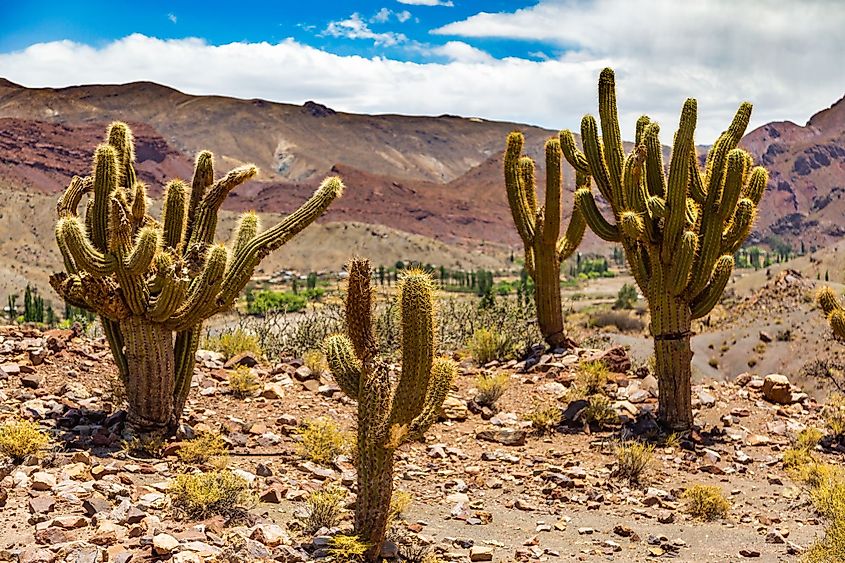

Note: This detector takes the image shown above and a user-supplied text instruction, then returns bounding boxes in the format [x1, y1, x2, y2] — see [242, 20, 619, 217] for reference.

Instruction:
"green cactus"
[560, 69, 768, 430]
[50, 122, 343, 436]
[504, 132, 586, 348]
[325, 258, 455, 561]
[817, 287, 845, 338]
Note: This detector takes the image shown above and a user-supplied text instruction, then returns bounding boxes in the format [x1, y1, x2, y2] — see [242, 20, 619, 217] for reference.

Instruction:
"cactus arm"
[57, 176, 92, 218]
[817, 287, 842, 316]
[722, 199, 756, 253]
[663, 99, 697, 261]
[103, 319, 130, 388]
[688, 150, 707, 205]
[325, 334, 362, 401]
[518, 157, 538, 218]
[623, 146, 649, 214]
[172, 326, 201, 417]
[744, 166, 768, 205]
[542, 138, 563, 247]
[215, 177, 344, 308]
[131, 182, 147, 225]
[123, 226, 159, 276]
[635, 115, 651, 146]
[690, 255, 734, 318]
[58, 217, 117, 276]
[148, 275, 188, 323]
[575, 189, 620, 242]
[91, 145, 119, 251]
[504, 132, 536, 246]
[345, 258, 378, 360]
[405, 357, 456, 443]
[646, 196, 667, 219]
[620, 211, 647, 241]
[556, 206, 587, 261]
[626, 242, 651, 291]
[184, 151, 214, 249]
[161, 180, 187, 250]
[106, 121, 137, 190]
[187, 164, 258, 250]
[719, 150, 747, 221]
[168, 245, 228, 331]
[559, 130, 591, 176]
[232, 212, 259, 256]
[597, 68, 625, 195]
[580, 115, 616, 203]
[643, 123, 666, 198]
[668, 231, 698, 295]
[388, 270, 435, 428]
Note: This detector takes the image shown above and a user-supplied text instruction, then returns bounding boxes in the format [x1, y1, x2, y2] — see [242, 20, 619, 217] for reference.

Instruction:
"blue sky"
[0, 1, 550, 61]
[1, 1, 843, 140]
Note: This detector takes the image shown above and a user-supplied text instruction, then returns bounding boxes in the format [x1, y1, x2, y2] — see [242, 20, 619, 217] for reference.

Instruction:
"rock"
[261, 382, 285, 400]
[476, 428, 526, 446]
[740, 549, 761, 558]
[440, 396, 469, 421]
[251, 523, 289, 546]
[469, 545, 494, 561]
[759, 331, 772, 343]
[259, 484, 287, 503]
[762, 374, 793, 404]
[563, 399, 589, 422]
[20, 372, 44, 389]
[153, 533, 180, 555]
[293, 366, 314, 381]
[224, 351, 259, 369]
[597, 346, 631, 373]
[765, 530, 786, 544]
[698, 390, 716, 408]
[18, 548, 56, 563]
[30, 471, 56, 491]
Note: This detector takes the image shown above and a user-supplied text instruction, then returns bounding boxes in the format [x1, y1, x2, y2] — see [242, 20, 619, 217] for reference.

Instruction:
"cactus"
[50, 122, 343, 436]
[325, 259, 455, 561]
[504, 132, 586, 347]
[560, 69, 768, 430]
[817, 287, 845, 338]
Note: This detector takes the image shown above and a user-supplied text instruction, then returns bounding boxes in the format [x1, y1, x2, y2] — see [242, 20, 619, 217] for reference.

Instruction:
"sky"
[1, 0, 844, 141]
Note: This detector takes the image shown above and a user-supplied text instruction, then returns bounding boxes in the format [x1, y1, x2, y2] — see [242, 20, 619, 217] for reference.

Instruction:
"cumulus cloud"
[323, 13, 407, 46]
[433, 0, 845, 139]
[432, 41, 494, 64]
[397, 0, 454, 6]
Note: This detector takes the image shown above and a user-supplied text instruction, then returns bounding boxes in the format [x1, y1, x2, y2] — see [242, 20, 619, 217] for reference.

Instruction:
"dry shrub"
[524, 401, 562, 434]
[228, 366, 260, 398]
[473, 372, 510, 407]
[614, 441, 654, 484]
[0, 419, 49, 461]
[177, 431, 228, 466]
[297, 418, 350, 465]
[301, 485, 347, 533]
[169, 470, 252, 519]
[467, 328, 510, 365]
[204, 328, 262, 359]
[682, 484, 730, 520]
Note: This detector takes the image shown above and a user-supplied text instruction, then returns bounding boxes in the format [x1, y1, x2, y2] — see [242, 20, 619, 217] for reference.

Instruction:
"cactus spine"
[817, 287, 845, 338]
[504, 132, 586, 347]
[560, 69, 768, 430]
[51, 122, 343, 436]
[325, 259, 455, 561]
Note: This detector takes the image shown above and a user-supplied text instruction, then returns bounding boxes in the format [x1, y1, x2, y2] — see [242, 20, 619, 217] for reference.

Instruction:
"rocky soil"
[0, 324, 840, 562]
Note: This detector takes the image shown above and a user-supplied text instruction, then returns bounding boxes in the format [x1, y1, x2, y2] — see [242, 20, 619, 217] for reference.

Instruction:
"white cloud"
[167, 13, 177, 24]
[1, 0, 843, 144]
[396, 10, 412, 23]
[432, 0, 845, 140]
[371, 8, 392, 24]
[324, 13, 407, 46]
[397, 0, 454, 5]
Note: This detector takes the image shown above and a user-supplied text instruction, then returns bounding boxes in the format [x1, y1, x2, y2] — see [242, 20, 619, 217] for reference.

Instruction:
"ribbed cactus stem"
[50, 122, 342, 437]
[503, 131, 586, 348]
[560, 68, 768, 431]
[325, 258, 455, 561]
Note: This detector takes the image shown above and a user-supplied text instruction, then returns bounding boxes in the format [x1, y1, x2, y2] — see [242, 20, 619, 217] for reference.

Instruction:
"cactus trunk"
[651, 291, 694, 430]
[533, 241, 567, 347]
[120, 317, 176, 433]
[51, 122, 343, 438]
[356, 432, 394, 561]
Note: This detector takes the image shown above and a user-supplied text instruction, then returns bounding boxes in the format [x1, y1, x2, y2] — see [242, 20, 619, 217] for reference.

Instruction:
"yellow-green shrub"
[0, 419, 49, 461]
[169, 470, 252, 519]
[228, 366, 260, 398]
[524, 401, 562, 434]
[575, 361, 609, 395]
[297, 418, 350, 465]
[204, 329, 262, 359]
[682, 484, 730, 520]
[614, 441, 654, 484]
[301, 486, 347, 533]
[177, 431, 228, 465]
[473, 373, 509, 407]
[467, 328, 509, 365]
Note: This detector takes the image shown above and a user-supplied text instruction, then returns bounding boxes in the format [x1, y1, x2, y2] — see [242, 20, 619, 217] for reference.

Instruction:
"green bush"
[204, 328, 262, 359]
[467, 328, 511, 364]
[169, 470, 252, 519]
[613, 283, 638, 310]
[0, 419, 49, 461]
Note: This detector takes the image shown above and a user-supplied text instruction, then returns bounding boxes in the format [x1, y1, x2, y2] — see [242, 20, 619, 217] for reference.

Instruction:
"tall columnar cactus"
[325, 259, 455, 561]
[817, 287, 845, 338]
[504, 132, 586, 348]
[560, 69, 768, 430]
[50, 122, 343, 436]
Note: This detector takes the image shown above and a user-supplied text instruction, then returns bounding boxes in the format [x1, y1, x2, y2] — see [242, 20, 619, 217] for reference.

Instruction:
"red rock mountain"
[1, 78, 844, 251]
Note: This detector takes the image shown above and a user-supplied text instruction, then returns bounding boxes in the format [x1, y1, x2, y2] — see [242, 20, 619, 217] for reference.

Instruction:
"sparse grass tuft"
[575, 361, 609, 395]
[682, 484, 730, 520]
[303, 348, 327, 375]
[797, 427, 824, 450]
[297, 418, 350, 465]
[582, 395, 618, 428]
[228, 366, 260, 398]
[796, 462, 845, 562]
[614, 441, 654, 484]
[177, 431, 228, 466]
[524, 401, 562, 434]
[169, 470, 252, 519]
[327, 534, 369, 561]
[467, 327, 510, 365]
[204, 328, 262, 359]
[803, 520, 845, 563]
[473, 372, 510, 407]
[300, 485, 346, 533]
[0, 419, 49, 461]
[823, 394, 845, 438]
[389, 490, 413, 524]
[783, 427, 824, 470]
[122, 435, 165, 458]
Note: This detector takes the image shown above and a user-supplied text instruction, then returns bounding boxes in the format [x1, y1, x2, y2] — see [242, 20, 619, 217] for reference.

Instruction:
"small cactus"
[560, 69, 768, 430]
[504, 132, 586, 347]
[325, 259, 455, 561]
[51, 122, 343, 436]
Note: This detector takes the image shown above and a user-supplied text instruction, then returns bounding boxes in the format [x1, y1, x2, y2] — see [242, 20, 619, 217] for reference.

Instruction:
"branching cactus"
[560, 69, 768, 430]
[817, 287, 845, 338]
[325, 259, 455, 561]
[50, 122, 343, 436]
[504, 132, 586, 348]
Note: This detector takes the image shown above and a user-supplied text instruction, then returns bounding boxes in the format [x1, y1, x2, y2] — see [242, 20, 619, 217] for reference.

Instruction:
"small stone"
[740, 549, 761, 558]
[153, 533, 180, 555]
[476, 428, 526, 446]
[293, 366, 314, 381]
[441, 396, 469, 421]
[261, 382, 285, 399]
[30, 471, 56, 491]
[469, 545, 493, 561]
[224, 351, 259, 368]
[762, 374, 793, 404]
